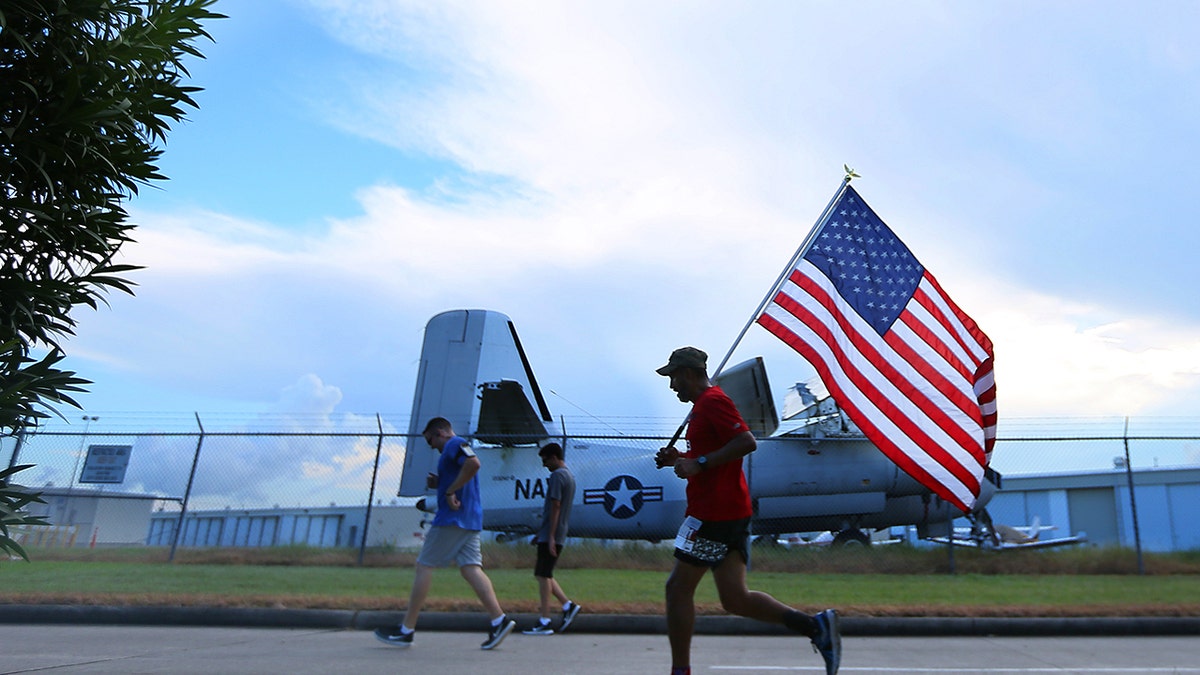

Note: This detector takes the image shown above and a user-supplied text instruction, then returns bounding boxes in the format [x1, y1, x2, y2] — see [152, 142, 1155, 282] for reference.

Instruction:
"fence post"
[946, 525, 956, 574]
[1121, 417, 1144, 574]
[7, 423, 28, 469]
[358, 414, 385, 566]
[169, 413, 206, 563]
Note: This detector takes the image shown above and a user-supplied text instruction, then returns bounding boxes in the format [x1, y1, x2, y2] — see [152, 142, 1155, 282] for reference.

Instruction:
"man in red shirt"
[654, 347, 841, 675]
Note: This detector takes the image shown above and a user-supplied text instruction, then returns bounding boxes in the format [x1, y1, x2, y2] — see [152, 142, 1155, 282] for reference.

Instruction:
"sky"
[42, 0, 1200, 446]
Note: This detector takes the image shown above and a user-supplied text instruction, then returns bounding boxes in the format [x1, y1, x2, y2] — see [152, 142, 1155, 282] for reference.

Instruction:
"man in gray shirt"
[523, 442, 582, 635]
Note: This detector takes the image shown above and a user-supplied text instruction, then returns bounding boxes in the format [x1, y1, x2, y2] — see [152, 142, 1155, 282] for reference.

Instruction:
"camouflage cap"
[656, 346, 708, 376]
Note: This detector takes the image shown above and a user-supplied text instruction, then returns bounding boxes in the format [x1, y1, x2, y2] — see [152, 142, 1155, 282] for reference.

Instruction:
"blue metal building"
[984, 466, 1200, 551]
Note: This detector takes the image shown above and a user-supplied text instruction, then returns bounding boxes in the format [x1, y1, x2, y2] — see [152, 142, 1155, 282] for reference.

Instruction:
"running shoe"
[560, 601, 582, 633]
[811, 609, 841, 675]
[373, 626, 414, 648]
[522, 622, 555, 636]
[481, 616, 516, 650]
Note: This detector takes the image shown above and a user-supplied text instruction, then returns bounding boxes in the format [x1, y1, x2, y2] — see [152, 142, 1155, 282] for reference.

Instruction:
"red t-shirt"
[684, 386, 753, 521]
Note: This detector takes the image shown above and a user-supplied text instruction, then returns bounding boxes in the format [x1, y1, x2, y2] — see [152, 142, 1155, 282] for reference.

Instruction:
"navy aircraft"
[398, 309, 999, 546]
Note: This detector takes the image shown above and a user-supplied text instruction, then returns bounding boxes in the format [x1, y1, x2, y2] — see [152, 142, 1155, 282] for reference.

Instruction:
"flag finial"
[843, 164, 861, 181]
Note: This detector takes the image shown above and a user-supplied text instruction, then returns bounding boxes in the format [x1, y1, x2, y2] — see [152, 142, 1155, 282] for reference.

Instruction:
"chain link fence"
[4, 414, 1198, 557]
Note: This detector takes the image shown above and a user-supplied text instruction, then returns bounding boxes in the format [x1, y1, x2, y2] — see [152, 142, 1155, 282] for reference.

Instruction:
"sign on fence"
[79, 444, 133, 484]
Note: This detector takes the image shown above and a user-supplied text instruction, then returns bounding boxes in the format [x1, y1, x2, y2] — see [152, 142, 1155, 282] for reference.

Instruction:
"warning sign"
[79, 444, 133, 484]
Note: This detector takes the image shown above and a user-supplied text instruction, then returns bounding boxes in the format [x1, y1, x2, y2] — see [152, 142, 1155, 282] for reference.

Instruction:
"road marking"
[705, 662, 1200, 667]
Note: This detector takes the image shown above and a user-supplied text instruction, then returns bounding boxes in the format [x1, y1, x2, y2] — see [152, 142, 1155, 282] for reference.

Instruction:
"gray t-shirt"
[537, 466, 575, 543]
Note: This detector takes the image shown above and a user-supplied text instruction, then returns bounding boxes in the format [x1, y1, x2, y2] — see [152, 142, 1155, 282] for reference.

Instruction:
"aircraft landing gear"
[831, 528, 871, 548]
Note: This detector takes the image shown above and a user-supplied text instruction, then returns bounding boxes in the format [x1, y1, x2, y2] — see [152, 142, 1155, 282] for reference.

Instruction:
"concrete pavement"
[3, 625, 1200, 674]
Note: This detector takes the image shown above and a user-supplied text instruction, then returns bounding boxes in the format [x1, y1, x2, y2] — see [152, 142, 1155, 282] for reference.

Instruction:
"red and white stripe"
[757, 260, 996, 513]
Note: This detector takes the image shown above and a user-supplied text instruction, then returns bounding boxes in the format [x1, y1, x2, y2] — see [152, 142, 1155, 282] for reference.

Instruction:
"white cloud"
[130, 210, 298, 276]
[273, 374, 343, 415]
[57, 1, 1200, 435]
[980, 291, 1200, 419]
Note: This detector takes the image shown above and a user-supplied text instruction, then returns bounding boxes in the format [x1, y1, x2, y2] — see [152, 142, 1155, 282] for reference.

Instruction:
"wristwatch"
[696, 455, 708, 470]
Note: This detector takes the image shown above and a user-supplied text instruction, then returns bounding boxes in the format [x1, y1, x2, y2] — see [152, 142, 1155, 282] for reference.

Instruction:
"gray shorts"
[417, 526, 483, 568]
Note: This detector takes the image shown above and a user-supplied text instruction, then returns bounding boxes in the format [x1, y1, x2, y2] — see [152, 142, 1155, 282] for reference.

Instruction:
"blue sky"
[49, 1, 1200, 443]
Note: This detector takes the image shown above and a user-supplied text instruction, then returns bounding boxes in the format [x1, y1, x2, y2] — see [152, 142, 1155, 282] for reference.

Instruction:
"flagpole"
[660, 174, 853, 451]
[710, 175, 852, 378]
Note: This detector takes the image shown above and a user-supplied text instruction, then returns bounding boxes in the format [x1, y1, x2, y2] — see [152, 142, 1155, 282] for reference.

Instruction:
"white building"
[24, 487, 162, 547]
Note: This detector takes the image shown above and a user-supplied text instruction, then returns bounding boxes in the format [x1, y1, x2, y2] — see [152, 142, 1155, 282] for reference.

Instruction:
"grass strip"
[3, 561, 1198, 617]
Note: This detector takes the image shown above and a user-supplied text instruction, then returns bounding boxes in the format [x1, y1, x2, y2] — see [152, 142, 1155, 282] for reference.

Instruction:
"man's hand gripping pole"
[654, 414, 690, 469]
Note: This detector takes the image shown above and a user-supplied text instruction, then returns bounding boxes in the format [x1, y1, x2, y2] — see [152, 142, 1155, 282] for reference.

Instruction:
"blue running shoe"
[811, 609, 841, 675]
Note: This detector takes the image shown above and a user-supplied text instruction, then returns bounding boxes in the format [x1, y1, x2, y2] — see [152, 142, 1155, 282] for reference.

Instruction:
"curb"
[2, 606, 1198, 636]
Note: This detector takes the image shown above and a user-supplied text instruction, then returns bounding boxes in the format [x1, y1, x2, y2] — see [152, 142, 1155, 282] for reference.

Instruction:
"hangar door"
[1067, 487, 1119, 546]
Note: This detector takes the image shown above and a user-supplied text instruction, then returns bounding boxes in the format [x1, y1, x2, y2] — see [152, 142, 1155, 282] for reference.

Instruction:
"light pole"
[70, 416, 99, 487]
[64, 416, 98, 528]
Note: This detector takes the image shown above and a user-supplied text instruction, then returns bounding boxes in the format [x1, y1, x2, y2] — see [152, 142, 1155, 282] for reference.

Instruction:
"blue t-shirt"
[431, 436, 483, 531]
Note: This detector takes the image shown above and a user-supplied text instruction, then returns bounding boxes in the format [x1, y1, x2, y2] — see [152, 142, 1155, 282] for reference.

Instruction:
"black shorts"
[673, 516, 750, 568]
[533, 541, 563, 578]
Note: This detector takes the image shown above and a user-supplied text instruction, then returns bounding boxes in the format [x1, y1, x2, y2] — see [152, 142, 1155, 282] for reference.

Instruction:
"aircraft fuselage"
[458, 434, 983, 542]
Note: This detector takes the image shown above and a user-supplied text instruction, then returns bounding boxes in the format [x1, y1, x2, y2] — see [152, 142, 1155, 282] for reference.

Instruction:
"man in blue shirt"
[374, 417, 516, 651]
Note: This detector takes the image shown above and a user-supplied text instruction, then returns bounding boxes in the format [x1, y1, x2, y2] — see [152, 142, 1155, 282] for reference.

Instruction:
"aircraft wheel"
[831, 529, 871, 548]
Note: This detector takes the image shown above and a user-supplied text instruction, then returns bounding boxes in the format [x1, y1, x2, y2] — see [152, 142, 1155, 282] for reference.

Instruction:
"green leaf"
[1, 1, 223, 561]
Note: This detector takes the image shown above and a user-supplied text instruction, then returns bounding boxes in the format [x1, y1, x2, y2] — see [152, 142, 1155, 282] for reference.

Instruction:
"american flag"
[756, 185, 996, 512]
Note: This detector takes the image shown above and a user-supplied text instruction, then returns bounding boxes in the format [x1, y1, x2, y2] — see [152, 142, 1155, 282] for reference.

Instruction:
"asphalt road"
[3, 624, 1200, 674]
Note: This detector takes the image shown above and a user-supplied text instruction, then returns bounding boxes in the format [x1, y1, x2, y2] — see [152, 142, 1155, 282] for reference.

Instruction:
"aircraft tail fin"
[715, 357, 779, 437]
[476, 379, 549, 444]
[398, 310, 551, 497]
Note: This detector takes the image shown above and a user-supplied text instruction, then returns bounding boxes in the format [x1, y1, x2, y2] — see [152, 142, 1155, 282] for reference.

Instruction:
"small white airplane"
[399, 309, 1000, 547]
[930, 514, 1088, 550]
[759, 530, 902, 548]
